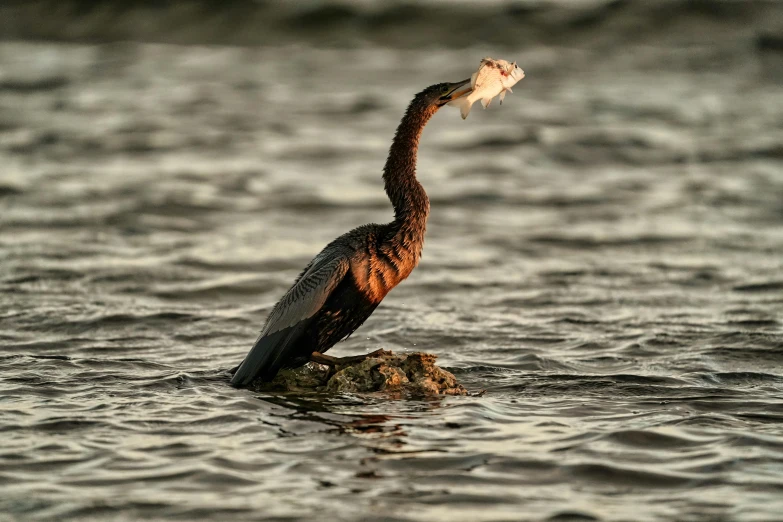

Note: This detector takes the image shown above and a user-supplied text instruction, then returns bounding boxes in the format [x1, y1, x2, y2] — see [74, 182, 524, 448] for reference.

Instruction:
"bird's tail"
[230, 324, 305, 387]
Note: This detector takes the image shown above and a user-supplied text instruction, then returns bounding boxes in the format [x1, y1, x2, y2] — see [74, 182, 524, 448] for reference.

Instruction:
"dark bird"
[231, 79, 472, 387]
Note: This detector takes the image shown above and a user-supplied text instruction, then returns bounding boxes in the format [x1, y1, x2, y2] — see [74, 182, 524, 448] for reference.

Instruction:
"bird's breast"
[350, 241, 421, 303]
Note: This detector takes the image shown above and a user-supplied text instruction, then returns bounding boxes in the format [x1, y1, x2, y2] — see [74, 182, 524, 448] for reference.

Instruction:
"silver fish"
[449, 57, 525, 119]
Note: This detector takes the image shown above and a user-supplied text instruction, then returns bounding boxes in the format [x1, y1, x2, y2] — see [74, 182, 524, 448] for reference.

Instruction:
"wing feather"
[230, 254, 350, 386]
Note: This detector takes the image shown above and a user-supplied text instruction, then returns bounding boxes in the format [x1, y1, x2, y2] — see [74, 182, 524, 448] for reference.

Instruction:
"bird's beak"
[439, 79, 472, 104]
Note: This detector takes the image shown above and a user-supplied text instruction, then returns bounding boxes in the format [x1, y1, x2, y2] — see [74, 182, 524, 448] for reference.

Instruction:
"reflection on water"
[2, 6, 783, 520]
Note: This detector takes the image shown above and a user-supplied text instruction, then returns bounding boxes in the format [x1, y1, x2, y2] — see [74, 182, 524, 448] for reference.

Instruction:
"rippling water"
[2, 18, 783, 522]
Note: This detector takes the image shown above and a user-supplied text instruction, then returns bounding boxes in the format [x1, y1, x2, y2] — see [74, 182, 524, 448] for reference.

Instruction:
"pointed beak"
[439, 79, 471, 104]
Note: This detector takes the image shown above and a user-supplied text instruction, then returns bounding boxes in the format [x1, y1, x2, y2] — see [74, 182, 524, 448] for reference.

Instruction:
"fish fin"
[499, 91, 506, 105]
[481, 97, 492, 109]
[448, 96, 472, 119]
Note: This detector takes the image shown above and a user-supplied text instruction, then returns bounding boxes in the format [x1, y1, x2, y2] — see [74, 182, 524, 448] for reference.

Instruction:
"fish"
[448, 57, 525, 119]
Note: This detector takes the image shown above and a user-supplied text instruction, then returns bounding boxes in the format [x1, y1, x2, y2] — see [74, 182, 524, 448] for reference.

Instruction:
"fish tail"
[449, 96, 473, 119]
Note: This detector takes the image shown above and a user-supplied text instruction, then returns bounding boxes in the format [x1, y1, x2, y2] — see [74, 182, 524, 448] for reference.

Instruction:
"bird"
[230, 78, 472, 387]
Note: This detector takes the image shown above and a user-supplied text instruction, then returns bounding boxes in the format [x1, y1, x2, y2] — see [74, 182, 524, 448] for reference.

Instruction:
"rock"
[252, 350, 468, 396]
[267, 363, 330, 391]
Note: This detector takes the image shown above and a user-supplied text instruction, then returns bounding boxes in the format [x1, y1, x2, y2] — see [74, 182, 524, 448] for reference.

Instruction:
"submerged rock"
[252, 350, 468, 396]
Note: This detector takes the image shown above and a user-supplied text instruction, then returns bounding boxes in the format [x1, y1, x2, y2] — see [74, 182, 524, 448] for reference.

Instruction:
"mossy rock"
[253, 351, 467, 396]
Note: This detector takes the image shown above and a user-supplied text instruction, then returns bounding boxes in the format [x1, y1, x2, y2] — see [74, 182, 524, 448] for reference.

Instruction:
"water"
[2, 6, 783, 520]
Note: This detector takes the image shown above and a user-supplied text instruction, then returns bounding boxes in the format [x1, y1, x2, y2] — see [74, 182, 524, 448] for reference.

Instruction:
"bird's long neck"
[382, 102, 433, 247]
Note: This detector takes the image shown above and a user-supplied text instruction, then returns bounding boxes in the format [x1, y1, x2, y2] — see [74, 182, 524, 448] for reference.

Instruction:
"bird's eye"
[440, 85, 450, 94]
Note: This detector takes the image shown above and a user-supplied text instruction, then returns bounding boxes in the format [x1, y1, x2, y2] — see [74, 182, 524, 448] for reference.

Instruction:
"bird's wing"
[230, 254, 350, 386]
[262, 253, 350, 335]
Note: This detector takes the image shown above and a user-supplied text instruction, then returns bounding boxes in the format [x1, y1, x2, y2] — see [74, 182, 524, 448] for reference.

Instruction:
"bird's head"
[412, 79, 471, 113]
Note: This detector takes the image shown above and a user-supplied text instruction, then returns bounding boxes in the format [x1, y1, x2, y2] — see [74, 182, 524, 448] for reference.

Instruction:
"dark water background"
[2, 1, 783, 520]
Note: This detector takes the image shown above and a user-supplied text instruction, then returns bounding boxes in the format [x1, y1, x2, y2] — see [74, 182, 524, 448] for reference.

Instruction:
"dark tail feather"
[230, 323, 307, 387]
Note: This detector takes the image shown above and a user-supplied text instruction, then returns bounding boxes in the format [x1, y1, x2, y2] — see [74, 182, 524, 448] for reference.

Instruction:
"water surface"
[1, 24, 783, 522]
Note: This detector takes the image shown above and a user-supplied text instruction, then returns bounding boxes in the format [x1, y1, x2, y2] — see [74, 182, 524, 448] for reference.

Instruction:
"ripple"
[565, 463, 701, 488]
[733, 281, 783, 293]
[2, 32, 783, 522]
